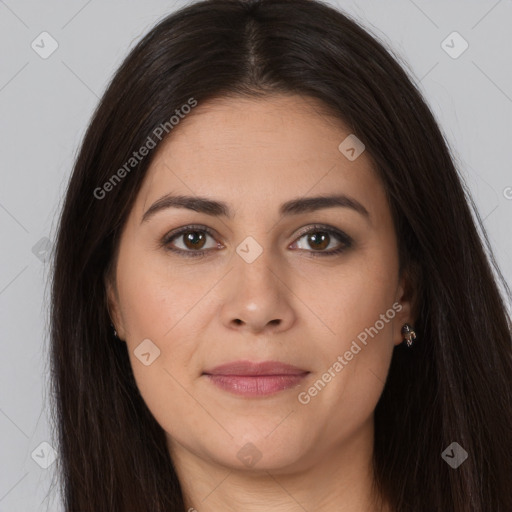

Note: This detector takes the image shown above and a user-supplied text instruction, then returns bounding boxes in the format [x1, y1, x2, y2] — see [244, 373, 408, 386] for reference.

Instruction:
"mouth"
[202, 360, 310, 397]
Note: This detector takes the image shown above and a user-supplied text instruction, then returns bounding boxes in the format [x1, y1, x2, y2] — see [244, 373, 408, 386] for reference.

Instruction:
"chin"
[204, 426, 315, 473]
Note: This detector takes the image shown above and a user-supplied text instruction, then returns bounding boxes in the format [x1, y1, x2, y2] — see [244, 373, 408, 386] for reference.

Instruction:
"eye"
[161, 223, 353, 258]
[162, 225, 221, 258]
[290, 224, 353, 257]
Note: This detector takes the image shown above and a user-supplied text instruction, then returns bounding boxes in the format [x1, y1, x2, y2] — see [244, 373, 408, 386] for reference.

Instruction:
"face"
[107, 94, 412, 474]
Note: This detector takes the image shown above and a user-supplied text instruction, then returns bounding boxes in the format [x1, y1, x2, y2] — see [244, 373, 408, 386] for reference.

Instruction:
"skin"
[107, 94, 414, 512]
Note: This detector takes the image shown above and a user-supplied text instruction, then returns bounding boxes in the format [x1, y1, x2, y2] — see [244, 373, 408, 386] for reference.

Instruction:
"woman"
[49, 0, 512, 510]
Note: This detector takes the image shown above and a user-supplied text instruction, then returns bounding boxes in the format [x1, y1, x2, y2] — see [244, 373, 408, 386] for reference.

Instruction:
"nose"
[219, 251, 296, 335]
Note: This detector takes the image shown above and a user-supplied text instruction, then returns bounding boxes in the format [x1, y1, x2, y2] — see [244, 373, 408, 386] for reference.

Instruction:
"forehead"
[136, 94, 384, 218]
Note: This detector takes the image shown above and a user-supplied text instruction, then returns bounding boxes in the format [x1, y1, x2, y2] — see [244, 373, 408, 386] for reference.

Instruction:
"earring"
[401, 323, 416, 347]
[110, 322, 119, 339]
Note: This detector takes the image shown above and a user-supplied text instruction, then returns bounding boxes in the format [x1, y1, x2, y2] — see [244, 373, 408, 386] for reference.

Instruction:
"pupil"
[309, 232, 329, 250]
[185, 231, 205, 250]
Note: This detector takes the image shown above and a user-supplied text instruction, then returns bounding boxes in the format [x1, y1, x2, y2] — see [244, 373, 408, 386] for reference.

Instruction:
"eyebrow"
[141, 193, 370, 224]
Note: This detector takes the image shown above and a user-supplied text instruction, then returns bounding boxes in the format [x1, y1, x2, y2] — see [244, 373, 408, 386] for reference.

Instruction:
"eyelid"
[293, 223, 344, 240]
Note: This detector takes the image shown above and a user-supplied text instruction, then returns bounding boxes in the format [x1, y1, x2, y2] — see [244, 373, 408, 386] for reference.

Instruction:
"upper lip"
[203, 360, 309, 376]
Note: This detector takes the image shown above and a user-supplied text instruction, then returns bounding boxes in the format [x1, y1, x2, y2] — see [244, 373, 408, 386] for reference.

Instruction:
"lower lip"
[204, 373, 309, 397]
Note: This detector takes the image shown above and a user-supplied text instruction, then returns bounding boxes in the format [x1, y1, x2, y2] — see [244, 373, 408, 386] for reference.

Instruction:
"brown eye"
[291, 225, 353, 256]
[162, 224, 352, 259]
[182, 231, 207, 250]
[305, 231, 330, 251]
[162, 225, 220, 257]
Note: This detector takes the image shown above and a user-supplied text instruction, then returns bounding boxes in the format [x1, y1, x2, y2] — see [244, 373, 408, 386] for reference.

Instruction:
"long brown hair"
[49, 0, 512, 510]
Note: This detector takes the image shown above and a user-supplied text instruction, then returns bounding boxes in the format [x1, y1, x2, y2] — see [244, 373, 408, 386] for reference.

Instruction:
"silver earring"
[401, 323, 416, 347]
[110, 322, 119, 339]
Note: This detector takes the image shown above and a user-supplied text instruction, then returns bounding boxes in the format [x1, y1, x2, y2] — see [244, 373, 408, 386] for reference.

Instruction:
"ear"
[104, 267, 126, 340]
[392, 266, 419, 346]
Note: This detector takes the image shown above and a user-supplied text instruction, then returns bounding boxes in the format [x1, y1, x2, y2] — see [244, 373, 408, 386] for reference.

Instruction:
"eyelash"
[161, 223, 353, 259]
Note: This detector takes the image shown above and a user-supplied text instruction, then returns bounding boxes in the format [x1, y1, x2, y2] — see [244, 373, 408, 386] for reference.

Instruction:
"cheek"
[296, 262, 398, 437]
[116, 244, 198, 342]
[115, 262, 201, 432]
[300, 245, 399, 406]
[302, 254, 398, 351]
[114, 245, 210, 406]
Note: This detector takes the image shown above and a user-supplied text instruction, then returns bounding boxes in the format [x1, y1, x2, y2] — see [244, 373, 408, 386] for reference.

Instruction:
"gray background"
[0, 0, 511, 510]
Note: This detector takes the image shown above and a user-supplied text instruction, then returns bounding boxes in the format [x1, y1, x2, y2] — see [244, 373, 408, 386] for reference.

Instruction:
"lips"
[203, 360, 308, 376]
[202, 360, 310, 397]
